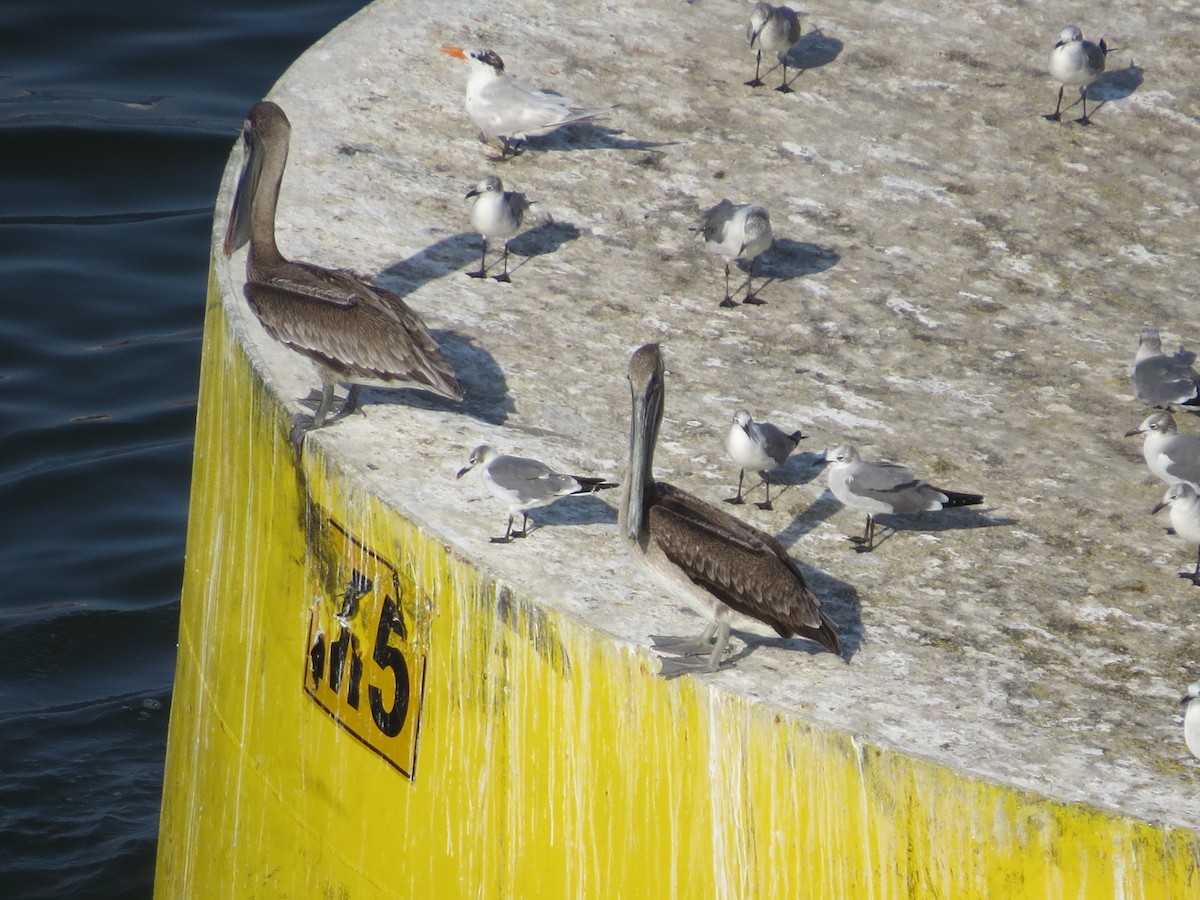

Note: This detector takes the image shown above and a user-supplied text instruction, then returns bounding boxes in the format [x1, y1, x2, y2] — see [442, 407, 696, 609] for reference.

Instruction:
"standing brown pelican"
[619, 343, 841, 676]
[222, 101, 462, 436]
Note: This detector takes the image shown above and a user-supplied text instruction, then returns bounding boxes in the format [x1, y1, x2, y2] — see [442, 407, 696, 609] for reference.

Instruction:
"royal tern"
[441, 45, 612, 158]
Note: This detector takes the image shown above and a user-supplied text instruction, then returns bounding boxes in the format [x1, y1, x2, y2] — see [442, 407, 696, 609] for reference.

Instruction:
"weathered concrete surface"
[220, 0, 1200, 829]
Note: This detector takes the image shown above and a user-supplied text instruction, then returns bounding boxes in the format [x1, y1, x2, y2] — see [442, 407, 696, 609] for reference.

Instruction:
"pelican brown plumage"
[222, 101, 462, 437]
[618, 343, 841, 676]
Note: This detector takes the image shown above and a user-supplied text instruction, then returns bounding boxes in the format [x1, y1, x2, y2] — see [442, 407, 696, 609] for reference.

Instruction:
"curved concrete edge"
[155, 254, 1200, 896]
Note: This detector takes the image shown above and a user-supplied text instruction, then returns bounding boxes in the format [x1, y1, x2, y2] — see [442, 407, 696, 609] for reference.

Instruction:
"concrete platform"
[164, 0, 1200, 893]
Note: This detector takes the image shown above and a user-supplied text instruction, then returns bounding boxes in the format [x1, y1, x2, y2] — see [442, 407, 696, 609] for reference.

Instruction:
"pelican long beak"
[621, 345, 664, 543]
[222, 123, 262, 256]
[441, 45, 467, 60]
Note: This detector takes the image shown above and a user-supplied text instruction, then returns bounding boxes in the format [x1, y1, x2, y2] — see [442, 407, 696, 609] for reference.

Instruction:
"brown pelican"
[222, 101, 462, 435]
[619, 343, 841, 676]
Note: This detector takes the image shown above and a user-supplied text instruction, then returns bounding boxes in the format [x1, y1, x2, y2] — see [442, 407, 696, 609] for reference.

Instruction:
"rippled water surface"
[0, 1, 367, 896]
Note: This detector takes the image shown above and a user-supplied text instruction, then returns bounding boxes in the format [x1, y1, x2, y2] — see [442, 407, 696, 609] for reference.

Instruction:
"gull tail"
[571, 476, 619, 494]
[939, 489, 984, 508]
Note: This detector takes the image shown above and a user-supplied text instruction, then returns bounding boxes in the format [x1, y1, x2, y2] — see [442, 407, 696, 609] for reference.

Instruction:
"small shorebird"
[698, 200, 773, 307]
[465, 176, 532, 283]
[1130, 325, 1200, 411]
[1125, 412, 1200, 489]
[456, 444, 615, 543]
[222, 101, 461, 438]
[746, 3, 802, 92]
[1043, 26, 1107, 125]
[1152, 482, 1200, 586]
[619, 343, 840, 676]
[725, 409, 804, 510]
[824, 444, 984, 551]
[441, 46, 612, 158]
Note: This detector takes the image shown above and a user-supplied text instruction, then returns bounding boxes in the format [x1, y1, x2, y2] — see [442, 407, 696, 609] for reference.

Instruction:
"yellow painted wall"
[156, 264, 1200, 898]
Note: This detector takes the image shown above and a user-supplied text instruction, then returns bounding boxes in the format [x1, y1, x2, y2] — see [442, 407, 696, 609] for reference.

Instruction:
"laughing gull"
[725, 409, 804, 510]
[1180, 683, 1200, 760]
[824, 444, 984, 551]
[619, 343, 840, 677]
[222, 102, 461, 439]
[746, 3, 802, 92]
[465, 175, 532, 283]
[699, 200, 773, 308]
[1043, 26, 1108, 125]
[441, 46, 612, 159]
[456, 444, 615, 543]
[1152, 483, 1200, 585]
[1124, 412, 1200, 488]
[1130, 325, 1200, 410]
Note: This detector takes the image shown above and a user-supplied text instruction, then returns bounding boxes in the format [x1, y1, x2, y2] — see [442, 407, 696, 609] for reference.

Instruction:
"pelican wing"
[242, 266, 461, 399]
[648, 483, 839, 653]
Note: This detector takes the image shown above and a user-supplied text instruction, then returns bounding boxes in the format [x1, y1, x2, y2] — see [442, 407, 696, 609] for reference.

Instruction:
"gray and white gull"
[1130, 325, 1200, 410]
[456, 444, 615, 543]
[1124, 412, 1200, 488]
[1151, 482, 1200, 586]
[699, 200, 773, 308]
[725, 409, 804, 511]
[824, 443, 984, 551]
[1180, 683, 1200, 761]
[466, 175, 532, 283]
[746, 3, 802, 92]
[1043, 26, 1108, 125]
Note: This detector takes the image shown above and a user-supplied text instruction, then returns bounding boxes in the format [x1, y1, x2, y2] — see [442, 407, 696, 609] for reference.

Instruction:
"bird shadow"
[507, 218, 582, 261]
[778, 29, 845, 88]
[529, 122, 678, 154]
[843, 504, 1017, 551]
[761, 238, 841, 282]
[1089, 60, 1145, 104]
[525, 494, 618, 534]
[380, 232, 479, 286]
[337, 329, 514, 426]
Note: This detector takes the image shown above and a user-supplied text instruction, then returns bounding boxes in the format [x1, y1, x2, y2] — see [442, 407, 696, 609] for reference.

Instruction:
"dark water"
[0, 2, 368, 896]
